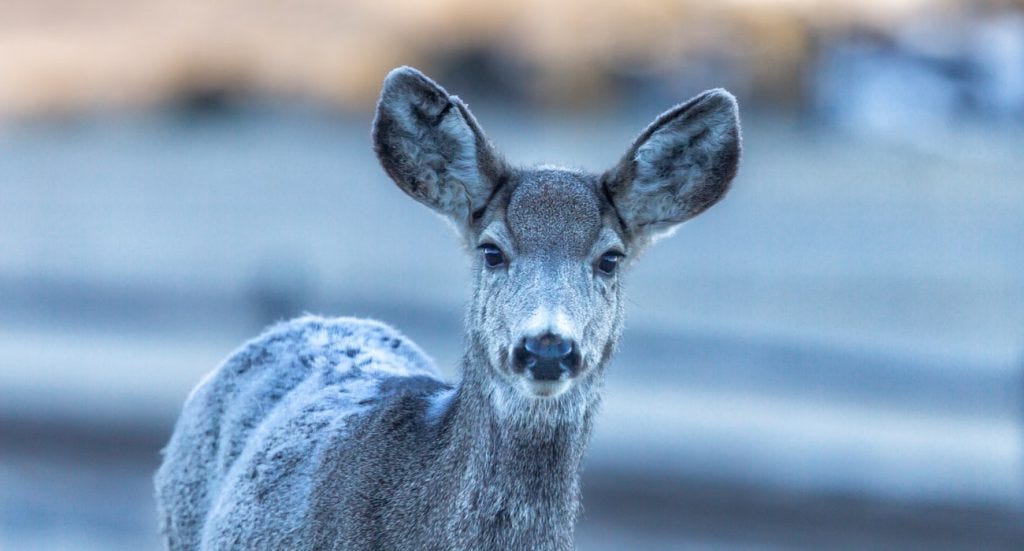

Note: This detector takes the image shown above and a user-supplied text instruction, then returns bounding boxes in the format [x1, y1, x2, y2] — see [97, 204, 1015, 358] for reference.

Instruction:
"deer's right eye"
[480, 244, 506, 268]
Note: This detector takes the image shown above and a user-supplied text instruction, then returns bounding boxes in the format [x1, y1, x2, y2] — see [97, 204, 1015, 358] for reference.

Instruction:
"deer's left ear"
[602, 89, 741, 244]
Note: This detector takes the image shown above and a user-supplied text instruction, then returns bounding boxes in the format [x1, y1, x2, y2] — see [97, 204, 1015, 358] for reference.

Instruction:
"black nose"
[512, 333, 581, 381]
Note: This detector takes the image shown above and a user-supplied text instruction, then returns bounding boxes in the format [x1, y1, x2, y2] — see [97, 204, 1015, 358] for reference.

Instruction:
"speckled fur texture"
[155, 66, 741, 550]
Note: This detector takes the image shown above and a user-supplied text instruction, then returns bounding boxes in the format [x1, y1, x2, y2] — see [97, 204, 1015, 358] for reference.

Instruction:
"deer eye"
[596, 251, 624, 275]
[480, 244, 506, 268]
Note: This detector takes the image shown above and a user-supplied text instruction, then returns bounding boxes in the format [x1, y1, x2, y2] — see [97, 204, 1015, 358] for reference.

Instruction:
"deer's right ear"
[373, 67, 505, 230]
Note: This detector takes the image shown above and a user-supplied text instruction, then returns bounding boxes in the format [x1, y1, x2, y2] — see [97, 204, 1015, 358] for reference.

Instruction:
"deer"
[154, 66, 740, 550]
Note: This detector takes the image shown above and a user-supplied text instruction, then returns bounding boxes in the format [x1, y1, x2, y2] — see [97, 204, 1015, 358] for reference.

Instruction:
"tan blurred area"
[0, 0, 1009, 116]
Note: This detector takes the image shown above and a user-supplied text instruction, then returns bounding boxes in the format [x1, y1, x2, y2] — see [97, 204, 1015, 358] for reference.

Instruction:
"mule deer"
[155, 66, 740, 550]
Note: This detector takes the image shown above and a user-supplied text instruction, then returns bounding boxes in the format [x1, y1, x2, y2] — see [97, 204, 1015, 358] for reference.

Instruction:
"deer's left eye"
[596, 251, 624, 275]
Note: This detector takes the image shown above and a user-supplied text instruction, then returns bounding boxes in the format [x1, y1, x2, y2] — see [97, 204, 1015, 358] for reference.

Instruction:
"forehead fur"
[505, 168, 602, 255]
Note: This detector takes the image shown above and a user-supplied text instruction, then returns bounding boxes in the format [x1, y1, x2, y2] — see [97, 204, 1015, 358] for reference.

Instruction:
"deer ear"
[373, 66, 505, 230]
[603, 89, 740, 244]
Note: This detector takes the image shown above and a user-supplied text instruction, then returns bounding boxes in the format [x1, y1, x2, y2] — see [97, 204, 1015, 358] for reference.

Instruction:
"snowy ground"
[1, 105, 1022, 547]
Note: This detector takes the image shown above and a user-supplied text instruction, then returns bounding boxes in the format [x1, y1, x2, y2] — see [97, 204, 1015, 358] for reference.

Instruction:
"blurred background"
[2, 0, 1023, 548]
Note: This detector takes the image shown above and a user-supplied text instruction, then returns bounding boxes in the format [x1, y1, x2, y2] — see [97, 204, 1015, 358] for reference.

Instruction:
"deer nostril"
[511, 344, 536, 373]
[513, 334, 581, 381]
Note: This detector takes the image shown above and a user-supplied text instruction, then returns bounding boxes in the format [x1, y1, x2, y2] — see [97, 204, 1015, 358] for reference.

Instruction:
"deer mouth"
[520, 378, 572, 398]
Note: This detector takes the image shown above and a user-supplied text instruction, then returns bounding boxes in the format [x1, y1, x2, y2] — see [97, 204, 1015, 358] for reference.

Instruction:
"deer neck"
[433, 335, 601, 546]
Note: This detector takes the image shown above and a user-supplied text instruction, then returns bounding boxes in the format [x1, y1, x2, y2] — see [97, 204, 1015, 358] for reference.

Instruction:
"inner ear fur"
[603, 89, 741, 241]
[372, 66, 506, 229]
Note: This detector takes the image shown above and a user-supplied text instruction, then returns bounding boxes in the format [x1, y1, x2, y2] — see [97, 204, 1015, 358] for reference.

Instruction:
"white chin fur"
[520, 379, 572, 398]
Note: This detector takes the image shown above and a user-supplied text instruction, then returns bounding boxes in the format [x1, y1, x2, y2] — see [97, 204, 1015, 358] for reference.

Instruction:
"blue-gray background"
[1, 2, 1023, 548]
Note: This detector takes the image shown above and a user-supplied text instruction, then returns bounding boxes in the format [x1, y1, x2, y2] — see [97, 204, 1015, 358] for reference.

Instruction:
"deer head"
[373, 66, 740, 406]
